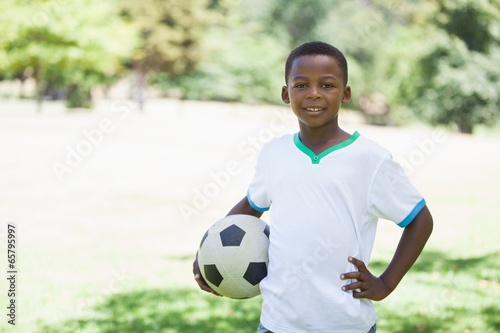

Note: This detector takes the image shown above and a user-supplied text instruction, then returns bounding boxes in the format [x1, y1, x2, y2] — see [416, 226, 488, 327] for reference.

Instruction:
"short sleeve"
[368, 155, 426, 227]
[247, 147, 271, 212]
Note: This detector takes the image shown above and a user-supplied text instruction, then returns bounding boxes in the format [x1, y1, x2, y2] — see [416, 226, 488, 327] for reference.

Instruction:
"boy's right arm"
[193, 196, 263, 295]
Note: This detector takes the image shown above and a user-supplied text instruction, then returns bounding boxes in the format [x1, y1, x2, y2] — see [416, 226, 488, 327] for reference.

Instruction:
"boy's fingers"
[192, 255, 201, 274]
[352, 290, 368, 299]
[342, 281, 365, 292]
[348, 256, 368, 271]
[194, 273, 222, 296]
[194, 274, 210, 291]
[340, 271, 361, 280]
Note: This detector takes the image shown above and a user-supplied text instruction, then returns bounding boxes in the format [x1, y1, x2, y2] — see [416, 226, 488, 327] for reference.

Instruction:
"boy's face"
[282, 55, 351, 130]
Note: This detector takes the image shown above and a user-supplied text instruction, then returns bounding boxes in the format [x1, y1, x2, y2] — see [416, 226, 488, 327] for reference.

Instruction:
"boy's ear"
[342, 85, 352, 104]
[281, 85, 290, 104]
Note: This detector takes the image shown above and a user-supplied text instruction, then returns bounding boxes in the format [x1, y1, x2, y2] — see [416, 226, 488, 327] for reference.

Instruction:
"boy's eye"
[322, 83, 335, 88]
[294, 83, 306, 88]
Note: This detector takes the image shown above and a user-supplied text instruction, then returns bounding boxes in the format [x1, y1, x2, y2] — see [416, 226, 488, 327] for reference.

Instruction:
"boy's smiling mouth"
[304, 107, 325, 112]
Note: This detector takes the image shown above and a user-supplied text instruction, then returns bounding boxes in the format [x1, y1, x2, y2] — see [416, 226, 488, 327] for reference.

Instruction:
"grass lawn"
[0, 98, 499, 333]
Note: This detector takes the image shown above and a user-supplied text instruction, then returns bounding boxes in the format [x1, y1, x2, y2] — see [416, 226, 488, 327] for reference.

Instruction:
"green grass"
[36, 287, 263, 333]
[372, 250, 500, 333]
[31, 250, 499, 333]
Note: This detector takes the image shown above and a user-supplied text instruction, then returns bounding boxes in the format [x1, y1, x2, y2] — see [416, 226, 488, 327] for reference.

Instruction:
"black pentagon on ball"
[204, 264, 224, 287]
[243, 262, 268, 286]
[263, 224, 270, 238]
[219, 224, 246, 246]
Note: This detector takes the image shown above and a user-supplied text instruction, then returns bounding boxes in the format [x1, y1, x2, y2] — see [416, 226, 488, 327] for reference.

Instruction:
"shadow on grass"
[371, 249, 500, 332]
[38, 285, 500, 333]
[380, 310, 458, 333]
[482, 305, 500, 331]
[37, 287, 262, 333]
[37, 249, 500, 333]
[377, 302, 500, 333]
[370, 249, 500, 279]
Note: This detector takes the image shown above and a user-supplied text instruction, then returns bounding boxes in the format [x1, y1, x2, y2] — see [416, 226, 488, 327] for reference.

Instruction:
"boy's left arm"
[341, 205, 433, 301]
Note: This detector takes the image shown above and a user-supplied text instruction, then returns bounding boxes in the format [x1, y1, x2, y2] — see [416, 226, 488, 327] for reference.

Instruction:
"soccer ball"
[197, 214, 270, 299]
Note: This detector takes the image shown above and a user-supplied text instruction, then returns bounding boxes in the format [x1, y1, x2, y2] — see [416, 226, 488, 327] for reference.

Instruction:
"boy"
[193, 41, 433, 333]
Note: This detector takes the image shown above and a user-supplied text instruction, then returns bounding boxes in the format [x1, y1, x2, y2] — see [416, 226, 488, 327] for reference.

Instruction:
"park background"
[0, 0, 499, 332]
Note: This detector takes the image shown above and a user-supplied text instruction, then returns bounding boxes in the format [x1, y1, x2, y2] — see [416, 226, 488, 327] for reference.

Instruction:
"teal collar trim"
[293, 131, 360, 164]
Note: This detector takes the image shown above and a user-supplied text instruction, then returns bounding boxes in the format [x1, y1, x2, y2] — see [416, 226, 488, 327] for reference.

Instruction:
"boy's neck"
[298, 123, 351, 155]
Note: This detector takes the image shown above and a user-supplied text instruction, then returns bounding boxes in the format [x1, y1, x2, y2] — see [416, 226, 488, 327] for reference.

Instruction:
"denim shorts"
[258, 323, 376, 333]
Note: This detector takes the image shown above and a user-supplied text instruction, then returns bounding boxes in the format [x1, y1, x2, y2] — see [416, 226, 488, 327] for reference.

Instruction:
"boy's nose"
[307, 86, 321, 99]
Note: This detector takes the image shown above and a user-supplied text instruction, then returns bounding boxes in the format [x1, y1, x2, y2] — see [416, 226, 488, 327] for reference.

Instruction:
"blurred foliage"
[121, 0, 212, 76]
[0, 0, 136, 109]
[264, 0, 334, 47]
[120, 0, 223, 109]
[150, 17, 287, 104]
[393, 0, 500, 133]
[0, 0, 499, 132]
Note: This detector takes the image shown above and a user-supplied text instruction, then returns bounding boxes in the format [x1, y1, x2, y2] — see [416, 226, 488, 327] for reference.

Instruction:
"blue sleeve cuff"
[398, 198, 426, 228]
[247, 191, 270, 212]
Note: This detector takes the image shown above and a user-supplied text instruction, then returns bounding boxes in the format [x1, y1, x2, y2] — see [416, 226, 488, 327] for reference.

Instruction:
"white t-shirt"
[247, 131, 426, 333]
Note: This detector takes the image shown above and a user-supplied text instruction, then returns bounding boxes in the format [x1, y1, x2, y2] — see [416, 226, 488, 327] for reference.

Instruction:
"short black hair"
[285, 41, 348, 86]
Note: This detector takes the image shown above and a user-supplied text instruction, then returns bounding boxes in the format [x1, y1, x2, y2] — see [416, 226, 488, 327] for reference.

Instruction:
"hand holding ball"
[197, 215, 270, 299]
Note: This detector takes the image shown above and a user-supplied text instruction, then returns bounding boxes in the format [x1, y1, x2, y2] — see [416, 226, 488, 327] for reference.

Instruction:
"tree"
[395, 0, 500, 133]
[264, 0, 334, 48]
[120, 0, 219, 110]
[148, 0, 288, 104]
[0, 0, 136, 109]
[152, 25, 287, 104]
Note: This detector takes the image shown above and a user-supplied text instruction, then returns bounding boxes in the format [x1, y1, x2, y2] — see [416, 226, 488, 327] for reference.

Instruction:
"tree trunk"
[36, 90, 43, 113]
[18, 78, 25, 99]
[33, 71, 43, 113]
[66, 84, 92, 109]
[457, 120, 473, 134]
[134, 63, 147, 112]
